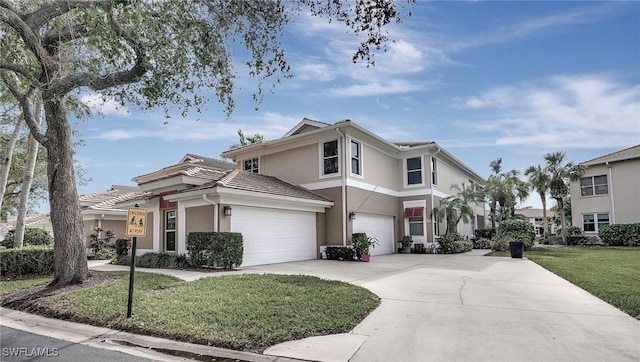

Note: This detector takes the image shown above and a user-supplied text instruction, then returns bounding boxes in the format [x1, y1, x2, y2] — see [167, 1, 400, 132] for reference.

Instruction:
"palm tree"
[544, 151, 586, 244]
[432, 183, 482, 235]
[525, 164, 550, 239]
[484, 158, 529, 228]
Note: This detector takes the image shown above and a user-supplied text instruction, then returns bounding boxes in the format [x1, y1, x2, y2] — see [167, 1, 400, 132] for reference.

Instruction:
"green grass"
[0, 276, 53, 294]
[26, 272, 380, 352]
[488, 247, 640, 319]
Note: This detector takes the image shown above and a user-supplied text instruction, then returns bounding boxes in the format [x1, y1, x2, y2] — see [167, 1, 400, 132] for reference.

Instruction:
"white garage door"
[231, 206, 317, 266]
[353, 214, 394, 256]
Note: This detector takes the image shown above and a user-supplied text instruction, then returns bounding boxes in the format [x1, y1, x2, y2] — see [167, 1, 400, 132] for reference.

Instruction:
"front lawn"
[4, 272, 380, 352]
[489, 247, 640, 319]
[0, 276, 53, 294]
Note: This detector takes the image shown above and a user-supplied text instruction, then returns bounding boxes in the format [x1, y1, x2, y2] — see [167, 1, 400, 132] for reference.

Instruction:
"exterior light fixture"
[349, 212, 356, 220]
[223, 205, 232, 216]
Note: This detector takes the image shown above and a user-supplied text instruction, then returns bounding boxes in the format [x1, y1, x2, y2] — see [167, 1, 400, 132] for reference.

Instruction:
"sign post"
[126, 205, 147, 318]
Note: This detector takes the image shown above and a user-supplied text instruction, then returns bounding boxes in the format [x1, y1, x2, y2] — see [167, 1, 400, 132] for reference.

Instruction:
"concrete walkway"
[4, 252, 640, 362]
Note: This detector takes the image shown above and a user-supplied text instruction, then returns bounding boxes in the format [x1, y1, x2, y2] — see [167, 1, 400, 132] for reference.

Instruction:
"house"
[221, 118, 486, 256]
[0, 213, 53, 242]
[515, 208, 555, 237]
[570, 144, 640, 234]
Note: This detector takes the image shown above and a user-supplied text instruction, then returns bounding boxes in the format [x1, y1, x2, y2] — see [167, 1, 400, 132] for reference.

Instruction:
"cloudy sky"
[71, 1, 639, 210]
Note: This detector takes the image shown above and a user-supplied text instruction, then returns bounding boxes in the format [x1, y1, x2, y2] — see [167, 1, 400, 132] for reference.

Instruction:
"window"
[350, 140, 361, 175]
[580, 175, 608, 196]
[243, 158, 259, 173]
[403, 207, 424, 218]
[433, 212, 440, 236]
[582, 213, 609, 232]
[323, 140, 339, 175]
[406, 157, 423, 185]
[409, 217, 424, 236]
[431, 157, 437, 185]
[165, 210, 176, 251]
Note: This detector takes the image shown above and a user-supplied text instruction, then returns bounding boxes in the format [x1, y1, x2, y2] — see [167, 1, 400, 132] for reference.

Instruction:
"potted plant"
[352, 233, 379, 262]
[399, 235, 413, 254]
[508, 231, 530, 258]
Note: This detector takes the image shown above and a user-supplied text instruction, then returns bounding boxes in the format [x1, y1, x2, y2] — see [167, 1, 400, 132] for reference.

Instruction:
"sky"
[66, 1, 639, 212]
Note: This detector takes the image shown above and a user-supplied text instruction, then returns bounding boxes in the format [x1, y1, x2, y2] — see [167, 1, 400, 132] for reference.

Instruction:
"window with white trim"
[322, 140, 339, 175]
[582, 213, 609, 232]
[409, 217, 424, 236]
[350, 140, 361, 176]
[165, 210, 176, 252]
[406, 157, 423, 185]
[580, 175, 608, 196]
[243, 158, 259, 173]
[431, 157, 438, 185]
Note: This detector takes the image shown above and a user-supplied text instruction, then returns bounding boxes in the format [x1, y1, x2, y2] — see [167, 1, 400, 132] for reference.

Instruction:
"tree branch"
[43, 24, 92, 50]
[0, 62, 40, 85]
[0, 72, 47, 146]
[22, 0, 96, 29]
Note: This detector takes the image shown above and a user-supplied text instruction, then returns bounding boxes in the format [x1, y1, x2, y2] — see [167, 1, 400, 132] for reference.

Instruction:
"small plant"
[437, 232, 472, 254]
[352, 233, 378, 260]
[88, 227, 116, 259]
[325, 246, 356, 261]
[399, 235, 413, 249]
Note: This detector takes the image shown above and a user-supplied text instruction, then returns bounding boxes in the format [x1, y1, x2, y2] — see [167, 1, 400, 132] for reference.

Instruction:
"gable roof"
[515, 208, 555, 219]
[581, 144, 640, 166]
[133, 154, 235, 185]
[80, 185, 149, 212]
[180, 153, 236, 169]
[215, 170, 332, 202]
[282, 118, 332, 138]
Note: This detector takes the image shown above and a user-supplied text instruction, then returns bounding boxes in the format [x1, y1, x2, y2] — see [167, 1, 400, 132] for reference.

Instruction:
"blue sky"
[70, 1, 639, 210]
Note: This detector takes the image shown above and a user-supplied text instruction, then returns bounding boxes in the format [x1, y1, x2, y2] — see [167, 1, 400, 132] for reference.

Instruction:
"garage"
[353, 213, 395, 255]
[231, 206, 317, 266]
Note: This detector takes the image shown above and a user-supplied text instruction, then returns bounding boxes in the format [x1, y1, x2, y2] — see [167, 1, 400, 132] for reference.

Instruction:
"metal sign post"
[126, 205, 147, 318]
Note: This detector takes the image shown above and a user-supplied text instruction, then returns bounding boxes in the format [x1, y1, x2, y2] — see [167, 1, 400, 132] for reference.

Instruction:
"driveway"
[91, 251, 640, 361]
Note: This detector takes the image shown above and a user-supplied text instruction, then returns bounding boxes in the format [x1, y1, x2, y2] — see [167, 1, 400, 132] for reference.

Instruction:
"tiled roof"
[134, 154, 235, 185]
[215, 170, 332, 202]
[515, 208, 555, 218]
[581, 144, 640, 166]
[182, 154, 236, 170]
[0, 213, 53, 240]
[80, 185, 149, 212]
[393, 141, 435, 147]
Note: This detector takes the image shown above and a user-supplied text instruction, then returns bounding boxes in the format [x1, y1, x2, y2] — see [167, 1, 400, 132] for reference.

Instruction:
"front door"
[164, 210, 176, 252]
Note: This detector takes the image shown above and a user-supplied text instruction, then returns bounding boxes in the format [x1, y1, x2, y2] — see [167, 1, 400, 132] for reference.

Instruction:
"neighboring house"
[515, 208, 555, 237]
[570, 144, 640, 234]
[221, 118, 486, 256]
[113, 153, 333, 266]
[0, 213, 53, 241]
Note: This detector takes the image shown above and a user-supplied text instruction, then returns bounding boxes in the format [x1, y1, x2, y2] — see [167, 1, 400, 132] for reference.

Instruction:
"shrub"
[491, 236, 510, 252]
[475, 228, 496, 239]
[472, 237, 491, 249]
[437, 233, 472, 254]
[566, 235, 603, 246]
[599, 223, 640, 246]
[498, 220, 535, 242]
[87, 227, 115, 259]
[0, 246, 54, 276]
[567, 226, 582, 236]
[546, 235, 563, 245]
[136, 252, 190, 269]
[325, 246, 356, 261]
[1, 228, 53, 248]
[351, 233, 378, 259]
[115, 238, 130, 258]
[187, 232, 243, 270]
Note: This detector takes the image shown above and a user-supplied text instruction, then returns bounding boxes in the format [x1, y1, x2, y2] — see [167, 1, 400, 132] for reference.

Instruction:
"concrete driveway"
[244, 250, 640, 362]
[89, 250, 640, 361]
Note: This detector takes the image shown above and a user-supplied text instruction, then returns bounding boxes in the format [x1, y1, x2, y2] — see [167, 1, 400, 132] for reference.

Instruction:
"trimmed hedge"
[325, 246, 356, 261]
[566, 235, 603, 246]
[437, 233, 473, 254]
[1, 228, 53, 248]
[0, 246, 54, 276]
[599, 223, 640, 246]
[475, 228, 496, 239]
[187, 232, 243, 270]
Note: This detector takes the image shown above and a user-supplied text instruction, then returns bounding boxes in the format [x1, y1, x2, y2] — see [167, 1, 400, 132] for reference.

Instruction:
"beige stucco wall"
[356, 142, 399, 190]
[186, 205, 215, 233]
[260, 143, 323, 185]
[313, 187, 343, 245]
[571, 159, 640, 228]
[218, 205, 232, 232]
[83, 219, 126, 246]
[137, 211, 154, 249]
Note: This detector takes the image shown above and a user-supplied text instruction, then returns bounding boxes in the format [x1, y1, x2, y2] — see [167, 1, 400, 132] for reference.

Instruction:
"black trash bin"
[509, 241, 524, 258]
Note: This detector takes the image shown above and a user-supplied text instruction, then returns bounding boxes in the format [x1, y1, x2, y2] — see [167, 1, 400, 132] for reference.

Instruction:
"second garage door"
[230, 206, 317, 266]
[353, 213, 395, 255]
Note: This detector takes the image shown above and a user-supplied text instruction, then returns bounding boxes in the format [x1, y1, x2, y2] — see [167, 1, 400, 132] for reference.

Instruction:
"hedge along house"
[110, 154, 334, 267]
[221, 118, 486, 254]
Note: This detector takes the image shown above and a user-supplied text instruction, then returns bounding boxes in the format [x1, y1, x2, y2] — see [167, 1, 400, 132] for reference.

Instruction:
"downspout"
[336, 128, 347, 246]
[606, 161, 616, 224]
[202, 194, 219, 232]
[430, 146, 441, 243]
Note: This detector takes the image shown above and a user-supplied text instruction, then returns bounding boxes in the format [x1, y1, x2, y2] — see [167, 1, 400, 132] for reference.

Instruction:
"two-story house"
[570, 144, 640, 233]
[221, 118, 486, 256]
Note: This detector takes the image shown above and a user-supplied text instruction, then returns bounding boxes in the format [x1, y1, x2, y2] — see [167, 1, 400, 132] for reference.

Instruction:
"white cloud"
[79, 93, 129, 117]
[453, 74, 640, 149]
[330, 79, 424, 97]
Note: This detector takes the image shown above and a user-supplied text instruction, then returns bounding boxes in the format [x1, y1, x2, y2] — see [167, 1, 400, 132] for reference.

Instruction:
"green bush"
[437, 233, 472, 254]
[87, 227, 115, 258]
[566, 235, 603, 246]
[351, 233, 378, 259]
[114, 252, 190, 269]
[115, 238, 130, 257]
[472, 237, 491, 249]
[491, 236, 510, 252]
[567, 226, 582, 236]
[498, 220, 535, 242]
[187, 232, 243, 270]
[1, 228, 53, 248]
[475, 228, 496, 239]
[325, 246, 356, 261]
[0, 246, 54, 276]
[598, 223, 640, 246]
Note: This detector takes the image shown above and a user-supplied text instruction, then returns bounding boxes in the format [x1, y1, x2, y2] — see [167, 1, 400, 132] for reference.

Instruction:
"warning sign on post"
[126, 208, 147, 237]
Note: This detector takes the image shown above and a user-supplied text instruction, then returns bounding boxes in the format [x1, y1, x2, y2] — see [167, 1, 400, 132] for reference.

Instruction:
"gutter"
[336, 127, 347, 246]
[430, 146, 441, 242]
[202, 194, 219, 232]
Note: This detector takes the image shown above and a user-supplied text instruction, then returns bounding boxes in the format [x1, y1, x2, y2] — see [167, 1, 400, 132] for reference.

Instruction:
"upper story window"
[431, 157, 438, 185]
[350, 140, 361, 176]
[406, 157, 423, 185]
[582, 213, 609, 232]
[580, 175, 608, 196]
[323, 140, 339, 175]
[243, 158, 259, 173]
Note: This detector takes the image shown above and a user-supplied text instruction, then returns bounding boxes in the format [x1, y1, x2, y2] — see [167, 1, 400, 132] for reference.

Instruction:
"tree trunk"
[14, 102, 43, 248]
[0, 114, 23, 217]
[45, 100, 88, 286]
[557, 197, 566, 245]
[540, 191, 548, 240]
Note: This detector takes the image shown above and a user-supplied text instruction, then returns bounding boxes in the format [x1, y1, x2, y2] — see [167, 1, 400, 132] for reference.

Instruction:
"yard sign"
[126, 207, 147, 237]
